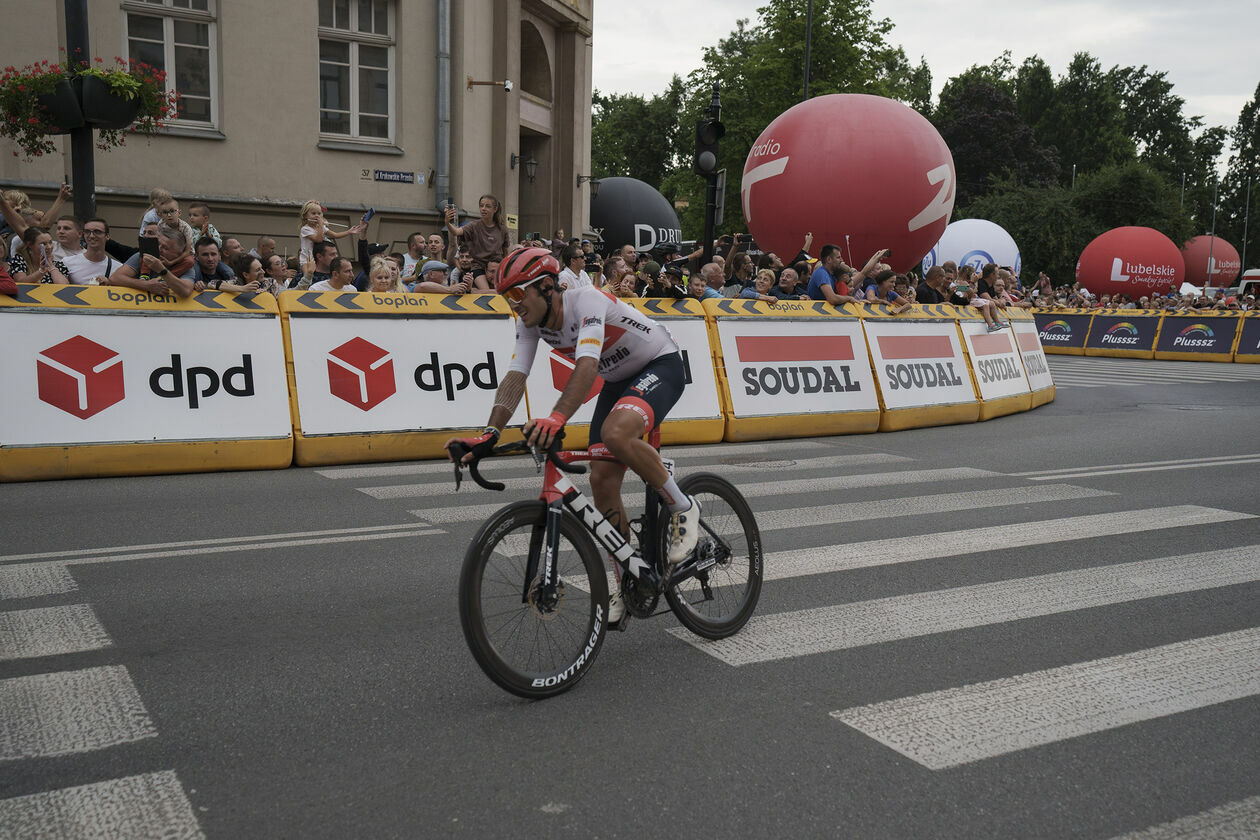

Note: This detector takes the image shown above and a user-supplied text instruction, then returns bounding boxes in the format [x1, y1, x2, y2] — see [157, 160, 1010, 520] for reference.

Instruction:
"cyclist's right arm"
[445, 325, 539, 462]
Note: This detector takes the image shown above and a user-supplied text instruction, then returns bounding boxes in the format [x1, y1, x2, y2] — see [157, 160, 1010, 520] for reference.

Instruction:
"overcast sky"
[590, 0, 1259, 166]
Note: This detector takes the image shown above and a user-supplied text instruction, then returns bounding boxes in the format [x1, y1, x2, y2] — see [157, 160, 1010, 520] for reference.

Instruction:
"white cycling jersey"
[508, 284, 678, 381]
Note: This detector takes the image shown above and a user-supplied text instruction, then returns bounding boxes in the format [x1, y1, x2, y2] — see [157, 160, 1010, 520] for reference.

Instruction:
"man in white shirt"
[51, 216, 85, 262]
[309, 257, 357, 292]
[401, 232, 426, 276]
[62, 217, 115, 285]
[557, 244, 592, 290]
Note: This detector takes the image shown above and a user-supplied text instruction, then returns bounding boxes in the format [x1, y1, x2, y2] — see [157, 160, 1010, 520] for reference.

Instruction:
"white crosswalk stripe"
[1047, 355, 1260, 388]
[0, 665, 157, 760]
[0, 562, 76, 601]
[0, 604, 113, 662]
[672, 545, 1260, 665]
[367, 452, 909, 498]
[315, 439, 844, 479]
[829, 627, 1260, 769]
[1107, 795, 1260, 839]
[409, 466, 1002, 524]
[0, 771, 205, 839]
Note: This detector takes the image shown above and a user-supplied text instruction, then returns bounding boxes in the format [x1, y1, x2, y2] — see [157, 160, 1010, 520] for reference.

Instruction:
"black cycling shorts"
[587, 352, 686, 454]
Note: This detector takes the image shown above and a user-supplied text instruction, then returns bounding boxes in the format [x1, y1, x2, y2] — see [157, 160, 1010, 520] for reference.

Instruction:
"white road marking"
[756, 505, 1253, 581]
[1012, 454, 1260, 478]
[0, 563, 75, 600]
[0, 522, 443, 564]
[315, 440, 841, 479]
[672, 545, 1260, 665]
[410, 467, 1004, 525]
[0, 528, 443, 571]
[0, 604, 113, 662]
[0, 665, 156, 760]
[829, 628, 1260, 770]
[1024, 459, 1260, 481]
[366, 452, 910, 499]
[0, 771, 204, 839]
[1107, 795, 1260, 839]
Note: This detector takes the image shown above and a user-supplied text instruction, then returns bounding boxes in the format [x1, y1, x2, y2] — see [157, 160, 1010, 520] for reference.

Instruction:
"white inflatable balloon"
[921, 218, 1022, 278]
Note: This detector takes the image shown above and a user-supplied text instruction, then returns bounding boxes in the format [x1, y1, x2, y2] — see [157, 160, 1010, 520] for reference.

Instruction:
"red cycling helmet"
[496, 247, 561, 297]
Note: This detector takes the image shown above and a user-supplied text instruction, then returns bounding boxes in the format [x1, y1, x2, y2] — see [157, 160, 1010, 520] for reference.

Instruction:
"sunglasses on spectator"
[502, 275, 548, 302]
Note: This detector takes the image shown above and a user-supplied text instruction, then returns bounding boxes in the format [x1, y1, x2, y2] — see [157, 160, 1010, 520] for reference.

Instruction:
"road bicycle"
[449, 428, 762, 699]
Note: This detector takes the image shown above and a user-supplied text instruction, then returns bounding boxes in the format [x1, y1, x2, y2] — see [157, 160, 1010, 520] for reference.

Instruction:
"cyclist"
[446, 247, 700, 624]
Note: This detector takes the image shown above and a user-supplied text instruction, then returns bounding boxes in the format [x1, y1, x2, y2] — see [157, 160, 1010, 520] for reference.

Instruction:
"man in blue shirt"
[806, 244, 860, 305]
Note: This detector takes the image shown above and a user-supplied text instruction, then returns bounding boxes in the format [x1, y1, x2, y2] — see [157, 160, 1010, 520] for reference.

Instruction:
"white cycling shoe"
[607, 590, 625, 626]
[667, 495, 702, 565]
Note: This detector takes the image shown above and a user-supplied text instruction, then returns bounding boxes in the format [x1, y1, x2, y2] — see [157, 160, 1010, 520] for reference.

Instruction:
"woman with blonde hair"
[368, 256, 406, 293]
[443, 193, 509, 282]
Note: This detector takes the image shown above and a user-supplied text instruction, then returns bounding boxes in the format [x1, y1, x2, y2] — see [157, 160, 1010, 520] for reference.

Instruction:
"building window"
[318, 0, 393, 141]
[122, 0, 217, 126]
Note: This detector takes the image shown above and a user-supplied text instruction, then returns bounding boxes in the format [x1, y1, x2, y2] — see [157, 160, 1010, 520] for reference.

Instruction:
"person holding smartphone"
[104, 221, 197, 298]
[444, 194, 509, 282]
[10, 227, 70, 284]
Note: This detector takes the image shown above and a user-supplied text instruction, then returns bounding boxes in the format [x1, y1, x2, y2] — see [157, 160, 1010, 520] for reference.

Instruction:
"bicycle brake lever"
[528, 443, 545, 473]
[453, 461, 464, 491]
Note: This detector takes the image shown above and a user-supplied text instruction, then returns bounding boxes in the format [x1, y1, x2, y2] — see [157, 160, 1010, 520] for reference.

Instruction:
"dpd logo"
[36, 335, 125, 419]
[327, 337, 396, 410]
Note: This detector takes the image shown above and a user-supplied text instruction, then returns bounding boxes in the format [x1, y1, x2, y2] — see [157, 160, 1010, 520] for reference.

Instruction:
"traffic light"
[693, 117, 725, 177]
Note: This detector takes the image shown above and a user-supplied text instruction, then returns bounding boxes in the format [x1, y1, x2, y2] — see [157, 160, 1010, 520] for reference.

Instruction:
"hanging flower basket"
[35, 78, 83, 134]
[0, 56, 178, 159]
[81, 73, 139, 130]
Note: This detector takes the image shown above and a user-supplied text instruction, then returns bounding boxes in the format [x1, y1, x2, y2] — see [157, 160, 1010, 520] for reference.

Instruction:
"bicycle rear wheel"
[664, 473, 763, 640]
[458, 500, 610, 699]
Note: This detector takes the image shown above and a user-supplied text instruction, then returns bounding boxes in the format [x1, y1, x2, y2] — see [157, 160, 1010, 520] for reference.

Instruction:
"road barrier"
[279, 290, 525, 466]
[705, 298, 880, 441]
[1084, 309, 1161, 359]
[2, 285, 1070, 481]
[1006, 309, 1055, 407]
[520, 297, 725, 448]
[956, 306, 1033, 420]
[0, 284, 292, 481]
[862, 302, 980, 431]
[1033, 309, 1093, 354]
[1235, 312, 1260, 364]
[1153, 310, 1243, 362]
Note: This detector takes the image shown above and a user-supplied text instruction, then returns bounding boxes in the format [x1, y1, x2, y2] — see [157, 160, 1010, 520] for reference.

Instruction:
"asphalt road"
[2, 356, 1259, 839]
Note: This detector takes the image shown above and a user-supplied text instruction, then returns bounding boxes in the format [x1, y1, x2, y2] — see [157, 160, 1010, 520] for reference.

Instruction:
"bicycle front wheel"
[458, 500, 610, 699]
[664, 473, 763, 640]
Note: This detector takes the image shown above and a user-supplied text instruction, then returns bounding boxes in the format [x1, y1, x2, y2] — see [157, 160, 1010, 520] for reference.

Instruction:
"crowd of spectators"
[2, 184, 1254, 318]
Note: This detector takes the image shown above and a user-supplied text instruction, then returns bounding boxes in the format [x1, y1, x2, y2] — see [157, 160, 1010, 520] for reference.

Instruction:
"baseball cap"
[664, 264, 685, 278]
[643, 260, 661, 277]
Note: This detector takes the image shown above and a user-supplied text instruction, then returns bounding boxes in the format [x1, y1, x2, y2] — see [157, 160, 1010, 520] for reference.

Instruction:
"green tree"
[1219, 82, 1260, 267]
[590, 76, 685, 186]
[1014, 56, 1054, 129]
[1034, 53, 1135, 182]
[964, 180, 1088, 286]
[933, 67, 1058, 206]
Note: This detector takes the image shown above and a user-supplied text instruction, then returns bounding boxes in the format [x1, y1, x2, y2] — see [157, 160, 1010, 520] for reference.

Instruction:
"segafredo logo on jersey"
[1173, 323, 1215, 348]
[874, 334, 964, 390]
[1039, 320, 1073, 342]
[1101, 322, 1140, 345]
[735, 335, 861, 396]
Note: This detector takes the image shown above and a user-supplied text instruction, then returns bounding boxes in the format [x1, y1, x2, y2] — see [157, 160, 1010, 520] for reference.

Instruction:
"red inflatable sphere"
[1075, 227, 1184, 299]
[1181, 235, 1241, 287]
[741, 94, 955, 275]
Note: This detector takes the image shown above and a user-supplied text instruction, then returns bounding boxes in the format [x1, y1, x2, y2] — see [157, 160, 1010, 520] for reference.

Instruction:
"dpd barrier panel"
[280, 290, 525, 466]
[0, 284, 292, 481]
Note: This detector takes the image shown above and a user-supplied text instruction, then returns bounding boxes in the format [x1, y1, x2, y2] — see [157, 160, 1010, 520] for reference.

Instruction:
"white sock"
[658, 476, 691, 513]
